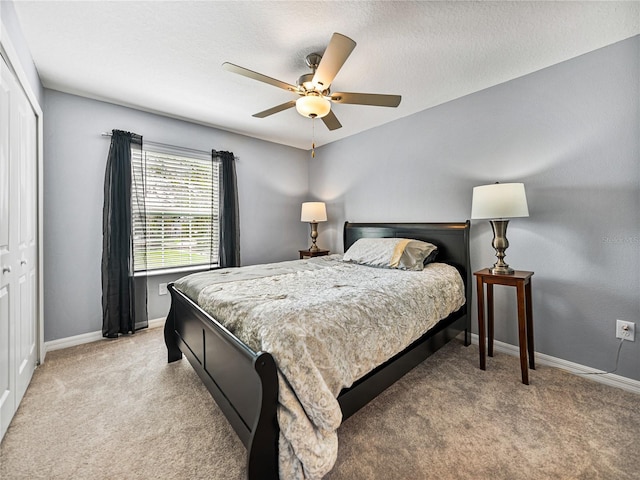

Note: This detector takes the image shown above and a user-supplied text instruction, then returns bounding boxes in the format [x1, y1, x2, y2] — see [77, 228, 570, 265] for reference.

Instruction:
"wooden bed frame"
[164, 221, 471, 479]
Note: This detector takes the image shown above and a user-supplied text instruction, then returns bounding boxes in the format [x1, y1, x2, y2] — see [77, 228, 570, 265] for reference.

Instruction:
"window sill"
[134, 264, 219, 278]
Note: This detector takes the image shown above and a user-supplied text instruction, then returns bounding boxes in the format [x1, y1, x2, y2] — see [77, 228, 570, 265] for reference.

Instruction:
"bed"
[164, 221, 471, 479]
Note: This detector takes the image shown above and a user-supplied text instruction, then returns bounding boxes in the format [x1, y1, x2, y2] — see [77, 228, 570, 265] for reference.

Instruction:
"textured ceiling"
[12, 1, 640, 150]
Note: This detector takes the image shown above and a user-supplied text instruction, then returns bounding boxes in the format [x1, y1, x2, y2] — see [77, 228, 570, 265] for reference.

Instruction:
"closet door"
[0, 54, 38, 441]
[14, 59, 37, 403]
[0, 52, 16, 441]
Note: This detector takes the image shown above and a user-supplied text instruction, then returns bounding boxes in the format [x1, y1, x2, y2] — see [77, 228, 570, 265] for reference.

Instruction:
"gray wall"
[43, 90, 309, 340]
[312, 36, 640, 381]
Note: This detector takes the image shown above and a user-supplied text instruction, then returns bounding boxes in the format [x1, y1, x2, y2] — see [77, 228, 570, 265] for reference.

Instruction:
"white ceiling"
[12, 1, 640, 150]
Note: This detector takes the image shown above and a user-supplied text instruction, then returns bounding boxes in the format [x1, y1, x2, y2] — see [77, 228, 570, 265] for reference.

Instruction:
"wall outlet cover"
[158, 283, 168, 296]
[616, 320, 635, 341]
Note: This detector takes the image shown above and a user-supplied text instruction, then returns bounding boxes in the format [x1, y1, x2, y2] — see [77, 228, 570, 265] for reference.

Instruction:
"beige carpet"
[1, 326, 638, 480]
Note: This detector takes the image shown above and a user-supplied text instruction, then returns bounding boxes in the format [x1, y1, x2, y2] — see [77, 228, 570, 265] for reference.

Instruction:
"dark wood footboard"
[165, 285, 279, 479]
[164, 221, 471, 480]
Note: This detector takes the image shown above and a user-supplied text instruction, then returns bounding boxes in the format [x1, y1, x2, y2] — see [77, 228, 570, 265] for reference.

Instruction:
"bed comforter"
[174, 255, 465, 479]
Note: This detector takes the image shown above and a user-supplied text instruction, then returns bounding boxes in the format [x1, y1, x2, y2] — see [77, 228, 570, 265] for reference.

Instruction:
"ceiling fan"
[222, 32, 401, 131]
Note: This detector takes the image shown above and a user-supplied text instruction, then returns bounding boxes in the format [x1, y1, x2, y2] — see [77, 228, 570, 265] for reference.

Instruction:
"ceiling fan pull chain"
[311, 117, 316, 158]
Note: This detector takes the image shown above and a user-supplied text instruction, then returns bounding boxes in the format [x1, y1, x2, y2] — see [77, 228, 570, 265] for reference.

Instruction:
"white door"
[0, 51, 15, 441]
[0, 53, 38, 440]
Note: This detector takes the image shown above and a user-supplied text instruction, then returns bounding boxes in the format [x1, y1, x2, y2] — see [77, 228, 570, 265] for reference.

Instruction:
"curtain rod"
[100, 132, 238, 160]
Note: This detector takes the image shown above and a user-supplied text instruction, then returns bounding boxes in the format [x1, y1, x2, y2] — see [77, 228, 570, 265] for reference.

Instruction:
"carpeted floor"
[1, 325, 638, 479]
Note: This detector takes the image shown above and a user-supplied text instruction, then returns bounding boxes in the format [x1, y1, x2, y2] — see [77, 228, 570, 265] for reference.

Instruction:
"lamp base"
[490, 265, 514, 275]
[489, 219, 515, 275]
[308, 222, 319, 252]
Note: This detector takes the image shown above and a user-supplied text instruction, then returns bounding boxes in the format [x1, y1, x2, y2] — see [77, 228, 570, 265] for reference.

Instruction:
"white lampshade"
[296, 95, 331, 119]
[471, 183, 529, 220]
[301, 202, 327, 222]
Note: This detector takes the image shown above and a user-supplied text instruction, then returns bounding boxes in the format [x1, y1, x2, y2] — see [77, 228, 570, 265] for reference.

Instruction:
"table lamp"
[471, 183, 529, 275]
[301, 202, 327, 252]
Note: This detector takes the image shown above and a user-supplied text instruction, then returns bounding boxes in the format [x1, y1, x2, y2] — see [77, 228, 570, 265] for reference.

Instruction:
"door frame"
[1, 20, 45, 364]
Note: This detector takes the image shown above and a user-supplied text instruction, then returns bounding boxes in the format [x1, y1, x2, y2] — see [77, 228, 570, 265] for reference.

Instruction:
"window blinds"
[131, 147, 219, 272]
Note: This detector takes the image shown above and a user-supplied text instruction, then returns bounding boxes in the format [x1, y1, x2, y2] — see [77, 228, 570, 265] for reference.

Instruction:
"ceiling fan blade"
[312, 33, 356, 89]
[330, 92, 401, 107]
[321, 110, 342, 131]
[223, 62, 298, 92]
[252, 100, 297, 118]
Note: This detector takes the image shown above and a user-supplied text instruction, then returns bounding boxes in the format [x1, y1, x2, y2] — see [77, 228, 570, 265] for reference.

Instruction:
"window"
[131, 144, 219, 273]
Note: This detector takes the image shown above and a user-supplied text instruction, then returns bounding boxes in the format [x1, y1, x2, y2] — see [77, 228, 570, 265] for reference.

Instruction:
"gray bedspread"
[174, 255, 465, 479]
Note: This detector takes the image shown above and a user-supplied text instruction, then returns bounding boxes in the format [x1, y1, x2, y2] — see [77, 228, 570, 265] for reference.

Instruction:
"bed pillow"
[343, 237, 438, 271]
[423, 248, 439, 265]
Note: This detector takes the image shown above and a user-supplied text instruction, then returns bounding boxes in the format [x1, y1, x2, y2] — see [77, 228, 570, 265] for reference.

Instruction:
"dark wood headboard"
[343, 221, 471, 307]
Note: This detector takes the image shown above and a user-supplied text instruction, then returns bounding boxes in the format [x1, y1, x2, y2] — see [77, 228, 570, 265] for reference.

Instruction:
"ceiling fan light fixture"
[296, 94, 331, 119]
[224, 33, 400, 131]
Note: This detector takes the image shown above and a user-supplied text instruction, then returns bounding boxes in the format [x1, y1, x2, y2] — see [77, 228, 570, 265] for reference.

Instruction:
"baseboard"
[44, 317, 166, 354]
[470, 333, 640, 395]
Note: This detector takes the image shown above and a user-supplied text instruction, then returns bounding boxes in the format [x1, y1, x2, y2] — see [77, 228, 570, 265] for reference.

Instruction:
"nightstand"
[299, 249, 330, 259]
[474, 268, 535, 384]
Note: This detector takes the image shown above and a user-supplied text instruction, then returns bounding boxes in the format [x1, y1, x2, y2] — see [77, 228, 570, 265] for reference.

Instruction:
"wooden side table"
[474, 268, 534, 384]
[299, 249, 330, 259]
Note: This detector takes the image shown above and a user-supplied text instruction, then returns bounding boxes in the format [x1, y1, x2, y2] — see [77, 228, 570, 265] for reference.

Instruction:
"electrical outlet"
[158, 283, 168, 296]
[616, 320, 635, 341]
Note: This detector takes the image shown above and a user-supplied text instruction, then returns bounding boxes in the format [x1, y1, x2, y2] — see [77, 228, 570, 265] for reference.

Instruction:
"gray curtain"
[102, 130, 148, 337]
[216, 150, 240, 268]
